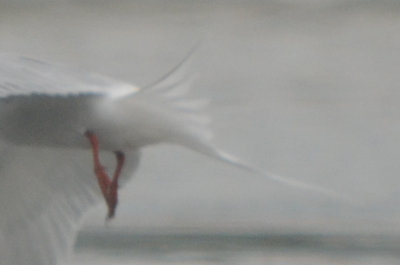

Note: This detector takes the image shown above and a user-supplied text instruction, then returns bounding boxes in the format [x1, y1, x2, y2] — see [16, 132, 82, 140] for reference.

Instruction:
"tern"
[0, 53, 347, 265]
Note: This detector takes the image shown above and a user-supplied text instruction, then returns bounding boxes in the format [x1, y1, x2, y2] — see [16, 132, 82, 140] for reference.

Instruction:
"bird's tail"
[187, 141, 353, 203]
[141, 49, 353, 204]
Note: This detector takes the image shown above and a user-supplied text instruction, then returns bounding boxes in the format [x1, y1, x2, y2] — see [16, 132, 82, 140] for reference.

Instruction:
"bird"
[0, 53, 349, 265]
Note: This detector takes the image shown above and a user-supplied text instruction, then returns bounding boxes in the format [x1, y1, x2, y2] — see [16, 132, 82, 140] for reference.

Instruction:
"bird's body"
[0, 55, 163, 149]
[0, 53, 347, 265]
[0, 54, 148, 265]
[0, 53, 223, 265]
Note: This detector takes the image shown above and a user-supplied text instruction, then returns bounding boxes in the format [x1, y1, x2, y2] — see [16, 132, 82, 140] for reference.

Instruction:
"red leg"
[107, 151, 125, 219]
[85, 131, 125, 219]
[85, 131, 111, 201]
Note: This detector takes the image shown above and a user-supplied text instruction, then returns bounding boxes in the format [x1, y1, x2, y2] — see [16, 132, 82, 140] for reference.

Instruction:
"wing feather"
[0, 54, 139, 99]
[0, 142, 140, 265]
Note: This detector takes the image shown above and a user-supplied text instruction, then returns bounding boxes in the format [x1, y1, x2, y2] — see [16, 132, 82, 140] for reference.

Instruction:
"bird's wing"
[0, 142, 140, 265]
[0, 54, 139, 99]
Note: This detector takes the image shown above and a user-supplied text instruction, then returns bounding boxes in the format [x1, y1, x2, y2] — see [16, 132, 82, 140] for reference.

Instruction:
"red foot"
[85, 131, 125, 219]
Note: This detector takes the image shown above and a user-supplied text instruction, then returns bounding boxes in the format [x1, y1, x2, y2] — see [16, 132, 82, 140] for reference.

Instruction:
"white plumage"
[0, 53, 347, 265]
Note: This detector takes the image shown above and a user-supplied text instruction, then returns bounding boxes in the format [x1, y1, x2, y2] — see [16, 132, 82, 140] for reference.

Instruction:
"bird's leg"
[107, 151, 125, 219]
[85, 131, 111, 201]
[85, 130, 125, 219]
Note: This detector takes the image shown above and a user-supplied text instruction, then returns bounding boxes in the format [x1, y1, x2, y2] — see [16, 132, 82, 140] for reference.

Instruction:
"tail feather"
[143, 43, 200, 92]
[137, 47, 213, 144]
[139, 49, 354, 204]
[190, 142, 355, 204]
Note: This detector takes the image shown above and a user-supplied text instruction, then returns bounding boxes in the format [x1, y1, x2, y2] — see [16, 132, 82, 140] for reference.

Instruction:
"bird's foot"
[85, 130, 125, 219]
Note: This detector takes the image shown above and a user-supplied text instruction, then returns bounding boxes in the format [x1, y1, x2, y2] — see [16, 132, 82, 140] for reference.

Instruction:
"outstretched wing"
[0, 54, 139, 99]
[0, 142, 140, 265]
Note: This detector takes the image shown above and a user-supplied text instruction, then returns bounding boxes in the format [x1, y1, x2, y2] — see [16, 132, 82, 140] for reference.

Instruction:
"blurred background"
[1, 0, 400, 264]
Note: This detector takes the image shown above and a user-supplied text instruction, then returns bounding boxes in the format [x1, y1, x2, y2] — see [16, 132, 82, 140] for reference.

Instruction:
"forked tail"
[191, 142, 354, 203]
[141, 48, 354, 204]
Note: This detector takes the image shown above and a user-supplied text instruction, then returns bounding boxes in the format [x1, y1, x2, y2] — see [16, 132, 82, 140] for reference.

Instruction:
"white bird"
[0, 53, 348, 265]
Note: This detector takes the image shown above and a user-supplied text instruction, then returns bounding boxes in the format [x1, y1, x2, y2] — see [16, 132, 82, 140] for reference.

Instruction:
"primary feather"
[0, 54, 348, 265]
[0, 53, 139, 98]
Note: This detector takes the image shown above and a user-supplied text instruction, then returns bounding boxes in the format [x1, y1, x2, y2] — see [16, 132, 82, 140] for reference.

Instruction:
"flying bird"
[0, 53, 347, 265]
